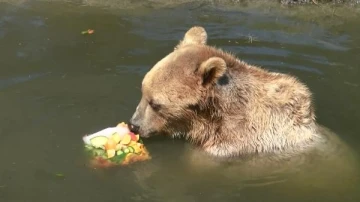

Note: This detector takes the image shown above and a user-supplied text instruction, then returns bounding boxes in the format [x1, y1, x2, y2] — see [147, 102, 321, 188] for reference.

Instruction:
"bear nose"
[128, 122, 140, 134]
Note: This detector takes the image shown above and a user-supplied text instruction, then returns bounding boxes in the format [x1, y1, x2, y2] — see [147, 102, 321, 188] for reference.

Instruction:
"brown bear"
[129, 26, 327, 158]
[128, 26, 359, 169]
[128, 26, 359, 196]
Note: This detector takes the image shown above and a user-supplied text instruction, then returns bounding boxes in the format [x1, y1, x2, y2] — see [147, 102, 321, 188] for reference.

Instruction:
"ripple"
[115, 65, 149, 75]
[29, 16, 46, 27]
[126, 5, 350, 54]
[0, 72, 51, 91]
[246, 60, 323, 75]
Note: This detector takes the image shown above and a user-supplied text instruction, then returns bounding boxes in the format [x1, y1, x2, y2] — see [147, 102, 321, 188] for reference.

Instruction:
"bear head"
[129, 26, 230, 138]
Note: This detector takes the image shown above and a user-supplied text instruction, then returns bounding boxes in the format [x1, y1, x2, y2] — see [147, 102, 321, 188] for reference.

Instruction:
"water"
[0, 1, 360, 202]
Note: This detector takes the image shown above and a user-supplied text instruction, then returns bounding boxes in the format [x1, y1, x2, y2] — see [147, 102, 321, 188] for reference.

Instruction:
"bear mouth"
[138, 130, 158, 138]
[139, 130, 177, 139]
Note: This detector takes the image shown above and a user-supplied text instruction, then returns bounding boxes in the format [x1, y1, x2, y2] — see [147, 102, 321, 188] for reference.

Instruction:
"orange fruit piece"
[117, 122, 127, 128]
[105, 138, 117, 150]
[111, 133, 122, 144]
[128, 141, 137, 147]
[107, 149, 116, 158]
[120, 134, 131, 145]
[132, 144, 142, 153]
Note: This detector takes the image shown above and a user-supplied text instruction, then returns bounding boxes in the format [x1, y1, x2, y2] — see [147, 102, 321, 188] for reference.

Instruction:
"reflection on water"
[0, 1, 360, 202]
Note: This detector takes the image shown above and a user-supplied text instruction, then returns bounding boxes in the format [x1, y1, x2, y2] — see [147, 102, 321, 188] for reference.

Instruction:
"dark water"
[1, 1, 360, 202]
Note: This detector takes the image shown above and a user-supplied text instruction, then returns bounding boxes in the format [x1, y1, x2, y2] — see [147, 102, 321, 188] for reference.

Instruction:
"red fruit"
[129, 132, 137, 141]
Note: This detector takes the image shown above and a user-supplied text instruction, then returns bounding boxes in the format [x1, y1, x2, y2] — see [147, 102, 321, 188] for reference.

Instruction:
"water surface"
[0, 1, 360, 202]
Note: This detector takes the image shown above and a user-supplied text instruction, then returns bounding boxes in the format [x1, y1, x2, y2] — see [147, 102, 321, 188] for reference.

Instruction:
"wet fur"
[130, 27, 359, 197]
[132, 26, 324, 159]
[177, 45, 319, 158]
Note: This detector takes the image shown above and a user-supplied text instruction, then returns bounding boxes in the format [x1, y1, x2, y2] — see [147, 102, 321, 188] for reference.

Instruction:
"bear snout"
[128, 121, 140, 134]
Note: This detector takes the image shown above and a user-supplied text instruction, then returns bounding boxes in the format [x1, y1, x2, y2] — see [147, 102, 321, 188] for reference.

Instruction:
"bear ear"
[198, 57, 227, 87]
[175, 26, 207, 50]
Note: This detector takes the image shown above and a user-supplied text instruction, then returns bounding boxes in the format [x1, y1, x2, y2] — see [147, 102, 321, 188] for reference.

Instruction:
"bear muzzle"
[129, 118, 151, 138]
[128, 121, 140, 134]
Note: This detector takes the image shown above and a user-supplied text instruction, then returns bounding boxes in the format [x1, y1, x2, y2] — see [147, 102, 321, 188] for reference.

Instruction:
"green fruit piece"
[116, 150, 124, 156]
[92, 149, 105, 157]
[90, 136, 108, 148]
[124, 148, 130, 154]
[128, 146, 135, 153]
[110, 152, 127, 163]
[84, 145, 94, 151]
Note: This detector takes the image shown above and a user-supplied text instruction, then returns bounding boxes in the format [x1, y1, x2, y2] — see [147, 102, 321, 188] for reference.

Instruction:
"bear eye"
[149, 99, 161, 111]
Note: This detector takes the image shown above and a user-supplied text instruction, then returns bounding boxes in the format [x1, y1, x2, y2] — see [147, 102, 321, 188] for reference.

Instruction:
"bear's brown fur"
[129, 26, 359, 196]
[129, 26, 326, 158]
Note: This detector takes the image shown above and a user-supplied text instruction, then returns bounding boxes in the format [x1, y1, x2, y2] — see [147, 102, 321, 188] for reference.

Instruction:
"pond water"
[0, 0, 360, 202]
